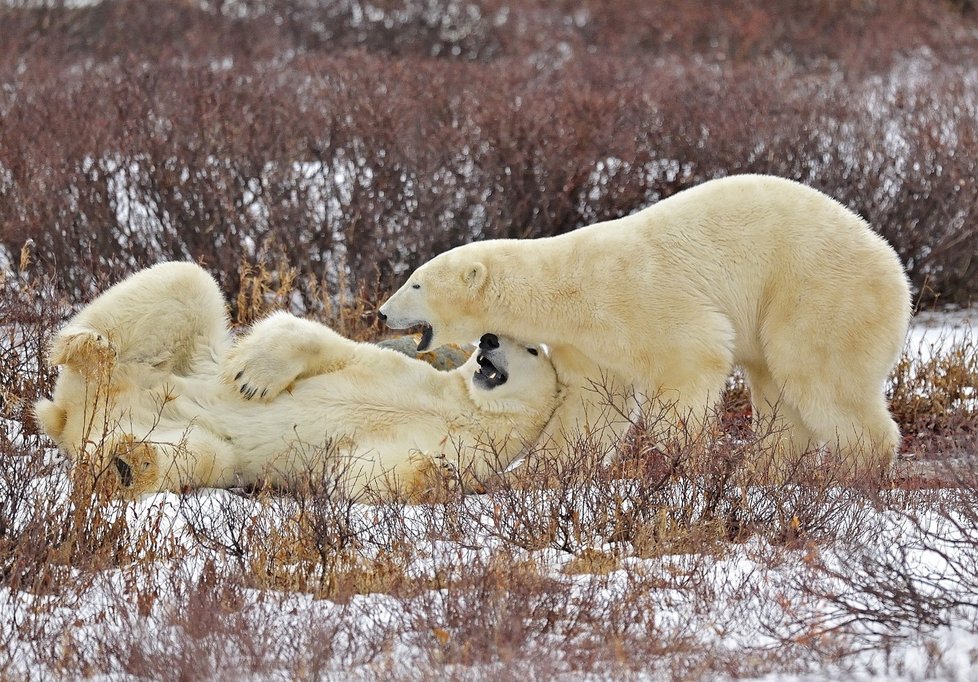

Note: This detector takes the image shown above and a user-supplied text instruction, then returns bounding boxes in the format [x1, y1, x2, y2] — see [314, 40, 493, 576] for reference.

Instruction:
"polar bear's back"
[565, 174, 903, 295]
[655, 174, 904, 294]
[610, 175, 888, 267]
[557, 174, 910, 371]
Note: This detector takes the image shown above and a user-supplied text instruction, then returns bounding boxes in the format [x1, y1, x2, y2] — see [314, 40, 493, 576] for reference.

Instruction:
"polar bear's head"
[379, 246, 493, 352]
[461, 333, 559, 415]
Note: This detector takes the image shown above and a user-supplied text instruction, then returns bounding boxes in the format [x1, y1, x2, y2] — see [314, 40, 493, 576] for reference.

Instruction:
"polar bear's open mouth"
[417, 324, 434, 352]
[473, 351, 508, 389]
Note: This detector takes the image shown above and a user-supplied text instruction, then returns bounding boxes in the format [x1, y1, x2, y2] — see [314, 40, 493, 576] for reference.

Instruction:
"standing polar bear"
[379, 174, 912, 475]
[34, 262, 562, 499]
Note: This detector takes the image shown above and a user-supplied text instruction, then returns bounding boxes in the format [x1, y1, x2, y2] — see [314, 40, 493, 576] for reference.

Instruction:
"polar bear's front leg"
[224, 311, 357, 401]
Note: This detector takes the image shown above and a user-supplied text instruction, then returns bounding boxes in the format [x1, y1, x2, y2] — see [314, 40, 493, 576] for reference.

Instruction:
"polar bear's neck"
[481, 236, 611, 344]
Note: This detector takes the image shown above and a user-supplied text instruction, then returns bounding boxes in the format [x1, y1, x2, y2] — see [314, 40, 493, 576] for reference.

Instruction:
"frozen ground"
[908, 308, 978, 351]
[0, 310, 975, 680]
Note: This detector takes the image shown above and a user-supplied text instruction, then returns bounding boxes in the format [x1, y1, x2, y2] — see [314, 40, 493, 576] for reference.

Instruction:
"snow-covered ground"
[0, 311, 975, 680]
[908, 308, 978, 353]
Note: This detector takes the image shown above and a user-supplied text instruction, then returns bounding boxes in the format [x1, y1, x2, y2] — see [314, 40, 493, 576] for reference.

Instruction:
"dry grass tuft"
[890, 327, 978, 458]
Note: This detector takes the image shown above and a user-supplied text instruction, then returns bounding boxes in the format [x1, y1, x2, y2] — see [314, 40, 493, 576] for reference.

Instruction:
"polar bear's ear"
[462, 263, 487, 290]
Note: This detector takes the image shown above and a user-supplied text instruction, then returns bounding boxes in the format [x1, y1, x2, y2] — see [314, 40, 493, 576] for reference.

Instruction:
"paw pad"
[106, 435, 159, 496]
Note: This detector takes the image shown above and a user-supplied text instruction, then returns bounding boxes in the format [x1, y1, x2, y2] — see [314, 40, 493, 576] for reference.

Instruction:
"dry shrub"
[890, 328, 978, 458]
[1, 3, 977, 307]
[231, 254, 383, 339]
[244, 496, 416, 602]
[5, 260, 977, 679]
[2, 360, 976, 677]
[398, 548, 681, 677]
[0, 264, 64, 425]
[459, 385, 890, 574]
[2, 1, 974, 69]
[765, 480, 978, 672]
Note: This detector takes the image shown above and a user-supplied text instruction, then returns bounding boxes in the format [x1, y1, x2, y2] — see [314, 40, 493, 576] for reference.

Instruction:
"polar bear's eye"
[527, 348, 538, 356]
[411, 283, 421, 290]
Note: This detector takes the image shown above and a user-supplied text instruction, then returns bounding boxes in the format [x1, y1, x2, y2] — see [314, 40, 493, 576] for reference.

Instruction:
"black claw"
[240, 383, 248, 395]
[260, 389, 267, 399]
[235, 370, 244, 381]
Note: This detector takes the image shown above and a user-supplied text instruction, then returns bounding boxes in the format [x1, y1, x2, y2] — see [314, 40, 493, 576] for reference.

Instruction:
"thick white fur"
[34, 262, 561, 499]
[379, 174, 912, 474]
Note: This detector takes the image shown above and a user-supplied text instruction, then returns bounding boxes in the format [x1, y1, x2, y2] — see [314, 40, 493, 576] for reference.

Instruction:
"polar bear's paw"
[223, 340, 306, 402]
[50, 327, 116, 379]
[98, 434, 160, 498]
[400, 453, 492, 504]
[402, 456, 462, 504]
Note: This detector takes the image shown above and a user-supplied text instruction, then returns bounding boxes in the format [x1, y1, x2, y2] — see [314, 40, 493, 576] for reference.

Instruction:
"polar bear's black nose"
[480, 333, 499, 350]
[377, 311, 387, 323]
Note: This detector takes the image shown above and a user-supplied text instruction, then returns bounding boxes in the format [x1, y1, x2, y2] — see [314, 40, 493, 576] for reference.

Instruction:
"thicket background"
[1, 0, 977, 315]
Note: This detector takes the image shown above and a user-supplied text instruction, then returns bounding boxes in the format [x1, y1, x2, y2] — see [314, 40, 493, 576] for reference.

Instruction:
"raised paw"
[223, 339, 305, 402]
[401, 453, 465, 505]
[50, 328, 116, 378]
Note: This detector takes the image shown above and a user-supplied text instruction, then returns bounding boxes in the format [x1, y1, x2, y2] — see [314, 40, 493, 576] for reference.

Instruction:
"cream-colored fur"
[35, 262, 561, 499]
[379, 174, 912, 475]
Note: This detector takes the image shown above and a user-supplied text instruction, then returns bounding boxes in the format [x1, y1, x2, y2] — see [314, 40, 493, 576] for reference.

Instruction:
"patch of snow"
[907, 308, 977, 356]
[2, 310, 976, 678]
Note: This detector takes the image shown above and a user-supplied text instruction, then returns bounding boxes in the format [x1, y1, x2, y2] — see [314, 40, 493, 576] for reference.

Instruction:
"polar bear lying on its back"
[34, 262, 562, 500]
[379, 174, 912, 477]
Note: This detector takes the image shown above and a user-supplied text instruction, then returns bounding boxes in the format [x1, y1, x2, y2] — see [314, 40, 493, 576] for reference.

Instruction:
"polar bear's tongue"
[417, 325, 434, 352]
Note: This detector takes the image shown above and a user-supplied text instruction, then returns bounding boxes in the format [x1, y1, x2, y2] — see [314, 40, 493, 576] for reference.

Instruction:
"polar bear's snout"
[474, 353, 507, 389]
[474, 341, 509, 390]
[377, 292, 437, 351]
